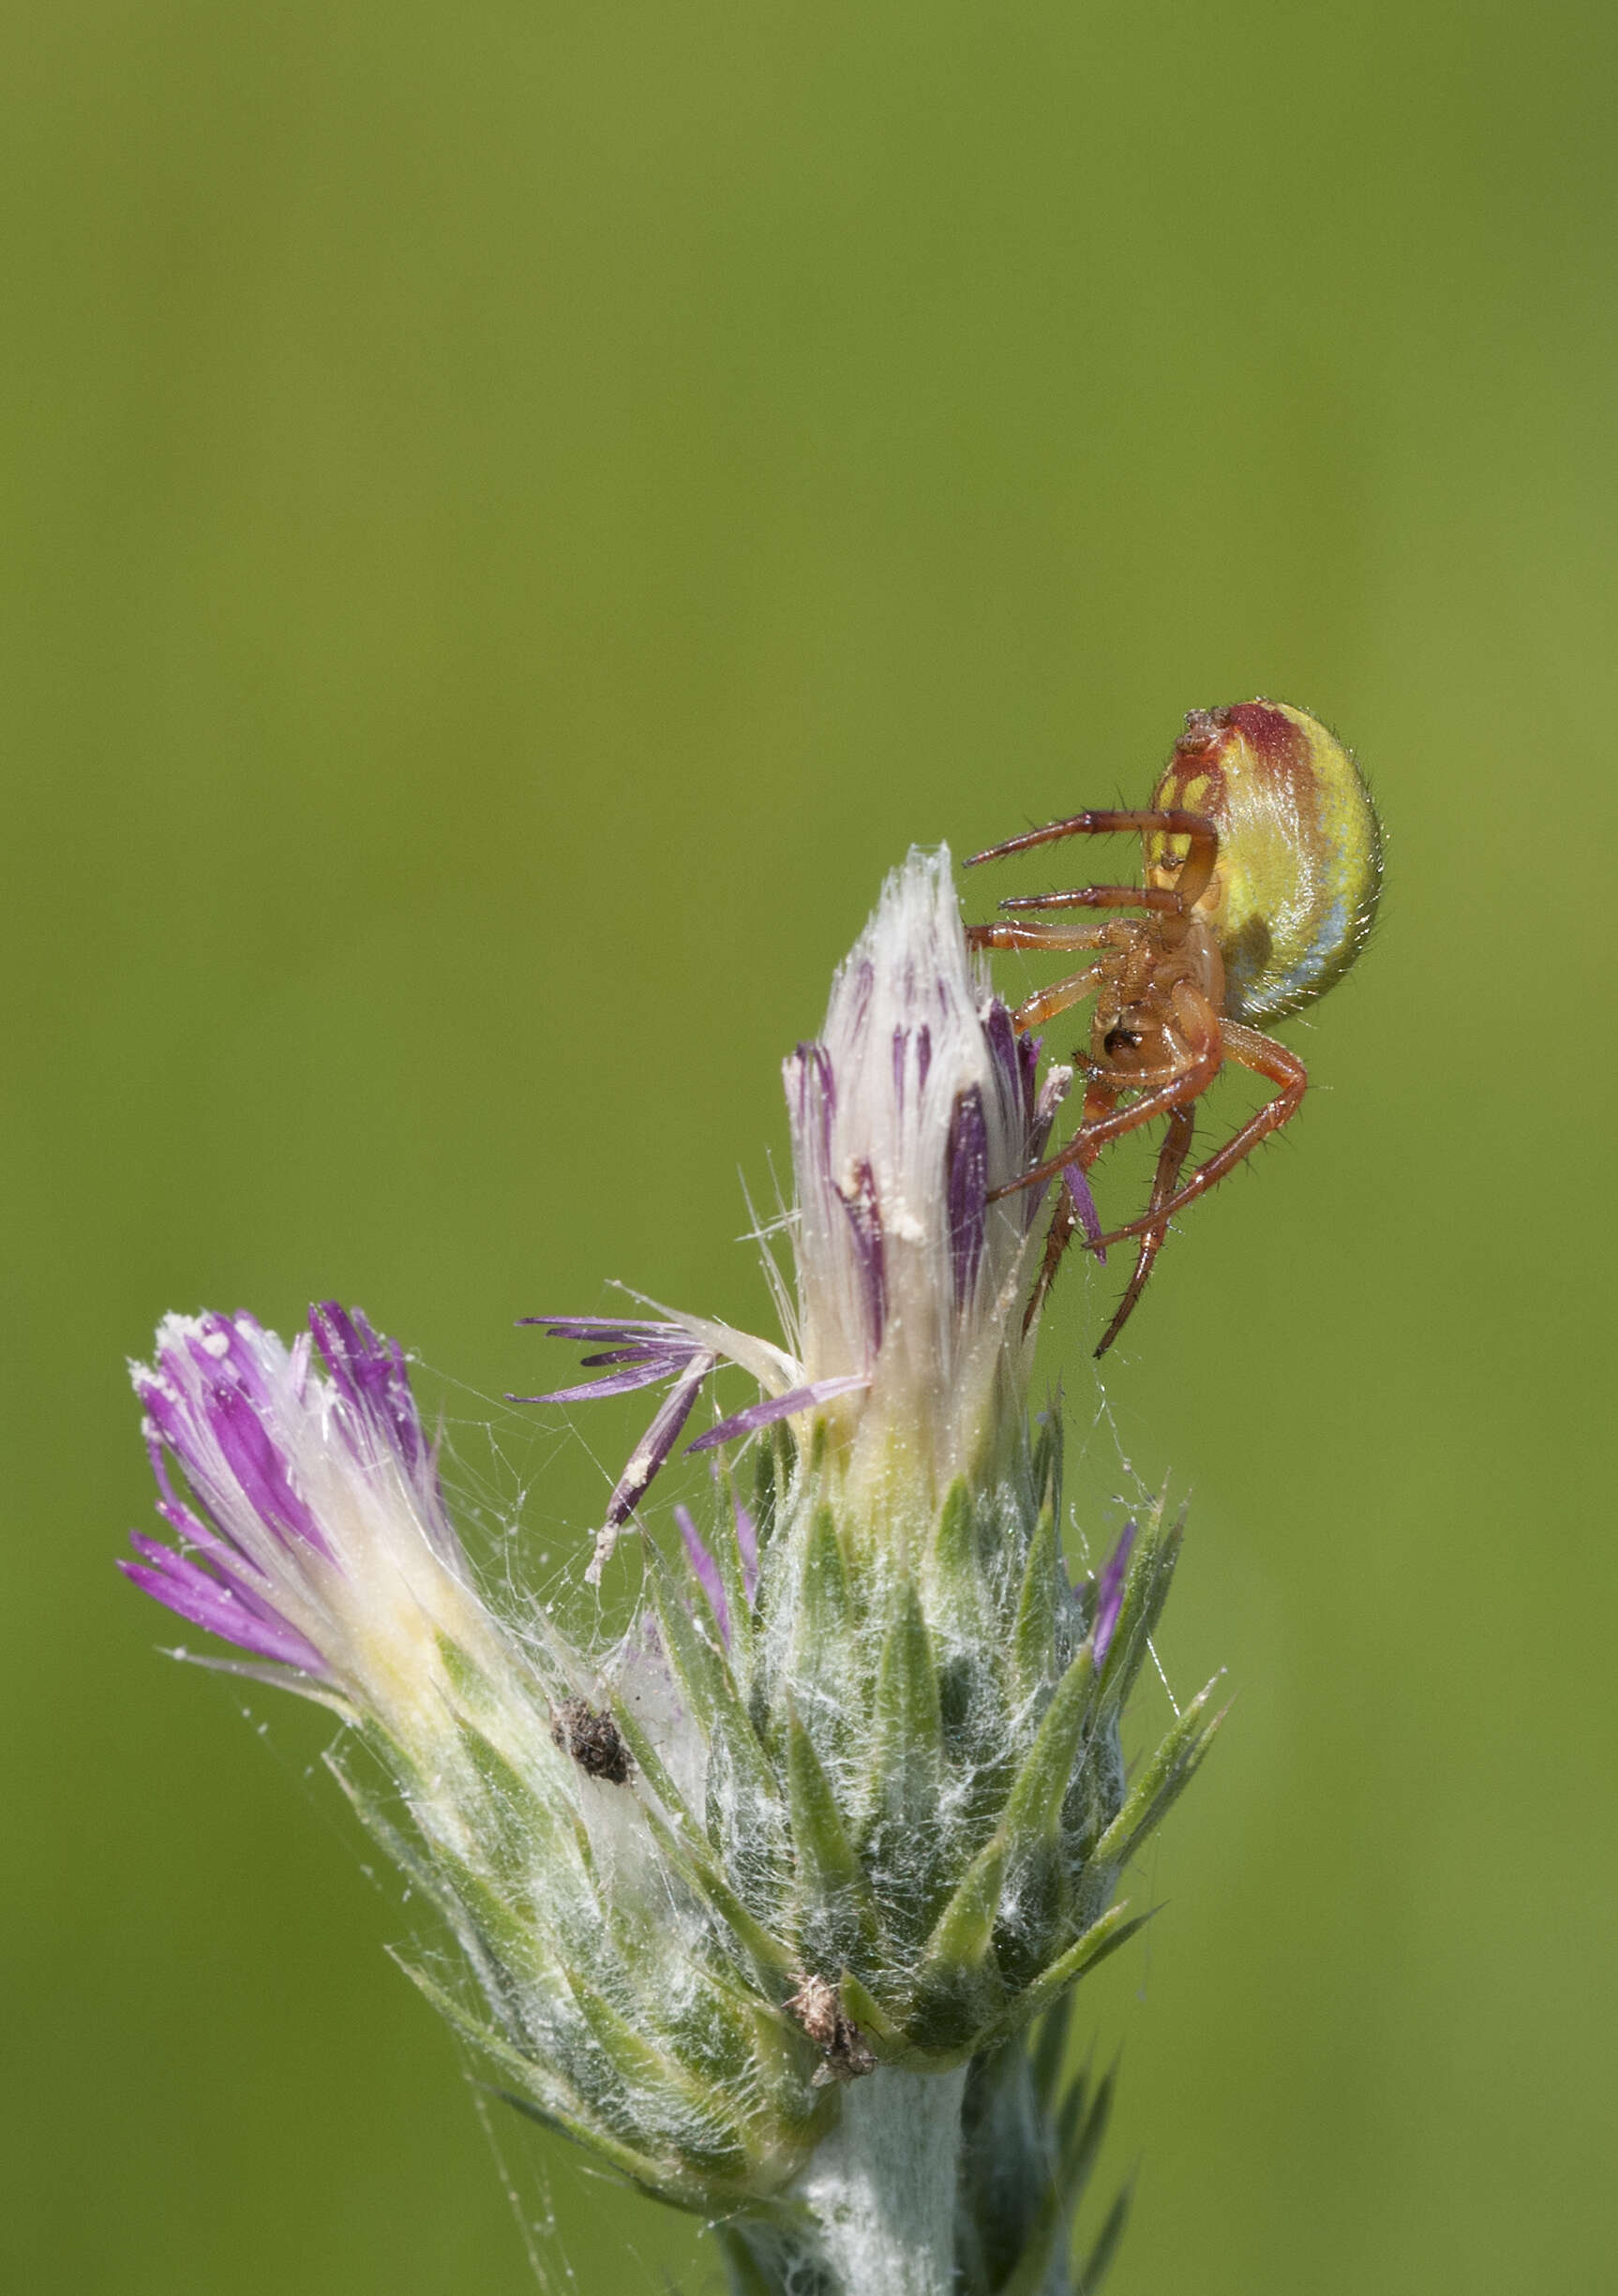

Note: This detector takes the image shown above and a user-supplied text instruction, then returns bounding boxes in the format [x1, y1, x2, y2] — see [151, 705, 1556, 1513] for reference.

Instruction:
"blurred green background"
[4, 3, 1613, 2289]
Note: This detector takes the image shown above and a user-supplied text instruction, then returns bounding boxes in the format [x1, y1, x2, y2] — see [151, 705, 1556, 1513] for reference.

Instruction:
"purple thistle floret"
[510, 1317, 714, 1405]
[1061, 1165, 1108, 1266]
[685, 1373, 871, 1456]
[785, 857, 1066, 1404]
[122, 1305, 481, 1711]
[590, 1349, 719, 1578]
[945, 1084, 990, 1309]
[839, 1157, 887, 1352]
[514, 1319, 727, 1582]
[1091, 1519, 1137, 1668]
[672, 1484, 764, 1640]
[520, 1311, 867, 1576]
[673, 1502, 730, 1647]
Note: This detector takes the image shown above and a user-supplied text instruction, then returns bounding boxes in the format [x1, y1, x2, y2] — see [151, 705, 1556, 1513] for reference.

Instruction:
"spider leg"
[999, 884, 1182, 915]
[1092, 1103, 1195, 1359]
[1011, 969, 1106, 1035]
[964, 919, 1127, 1034]
[1015, 1072, 1116, 1330]
[989, 1025, 1220, 1201]
[1086, 1021, 1308, 1247]
[966, 919, 1126, 951]
[968, 807, 1218, 909]
[1022, 1173, 1080, 1334]
[1020, 1043, 1196, 1334]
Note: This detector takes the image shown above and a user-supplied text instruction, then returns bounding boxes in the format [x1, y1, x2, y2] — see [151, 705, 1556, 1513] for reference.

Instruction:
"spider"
[967, 699, 1383, 1356]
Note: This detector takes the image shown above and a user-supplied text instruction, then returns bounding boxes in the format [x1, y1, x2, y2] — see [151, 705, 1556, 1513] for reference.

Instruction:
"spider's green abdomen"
[1146, 699, 1382, 1024]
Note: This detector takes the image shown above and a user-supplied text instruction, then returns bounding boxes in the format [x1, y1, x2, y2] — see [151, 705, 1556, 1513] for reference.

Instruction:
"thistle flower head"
[123, 1305, 512, 1748]
[783, 846, 1068, 1516]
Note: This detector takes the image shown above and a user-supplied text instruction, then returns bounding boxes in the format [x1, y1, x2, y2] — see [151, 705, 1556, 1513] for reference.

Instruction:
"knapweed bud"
[783, 846, 1071, 1528]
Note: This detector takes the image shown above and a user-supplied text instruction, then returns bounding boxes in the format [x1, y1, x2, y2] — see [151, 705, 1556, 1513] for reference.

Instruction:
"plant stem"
[787, 2065, 968, 2296]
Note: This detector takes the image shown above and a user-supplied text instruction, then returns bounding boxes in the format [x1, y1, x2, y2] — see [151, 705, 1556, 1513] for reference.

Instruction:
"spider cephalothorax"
[968, 699, 1382, 1354]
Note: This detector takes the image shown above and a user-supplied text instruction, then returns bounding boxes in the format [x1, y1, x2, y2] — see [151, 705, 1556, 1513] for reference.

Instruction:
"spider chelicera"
[967, 699, 1383, 1356]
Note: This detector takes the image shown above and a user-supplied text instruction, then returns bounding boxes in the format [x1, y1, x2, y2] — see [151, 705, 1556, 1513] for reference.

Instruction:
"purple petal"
[1092, 1520, 1137, 1666]
[120, 1542, 328, 1674]
[1015, 1024, 1041, 1128]
[128, 1522, 285, 1635]
[674, 1503, 730, 1647]
[124, 1303, 465, 1679]
[513, 1317, 709, 1404]
[733, 1496, 759, 1605]
[517, 1316, 694, 1343]
[143, 1315, 330, 1561]
[511, 1357, 692, 1406]
[838, 1158, 886, 1353]
[915, 1023, 932, 1092]
[585, 1350, 720, 1584]
[174, 1313, 274, 1404]
[310, 1303, 426, 1479]
[946, 1085, 989, 1307]
[788, 1042, 836, 1162]
[202, 1379, 334, 1561]
[131, 1369, 190, 1469]
[984, 998, 1021, 1112]
[685, 1373, 871, 1454]
[1062, 1163, 1108, 1266]
[316, 1304, 463, 1568]
[141, 1419, 263, 1576]
[149, 1488, 262, 1577]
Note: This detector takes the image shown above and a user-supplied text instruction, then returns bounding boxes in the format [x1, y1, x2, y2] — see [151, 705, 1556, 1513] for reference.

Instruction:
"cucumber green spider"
[969, 700, 1382, 1355]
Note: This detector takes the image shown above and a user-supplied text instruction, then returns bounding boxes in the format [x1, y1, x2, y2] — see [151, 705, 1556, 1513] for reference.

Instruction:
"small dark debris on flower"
[550, 1696, 632, 1785]
[786, 1974, 877, 2085]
